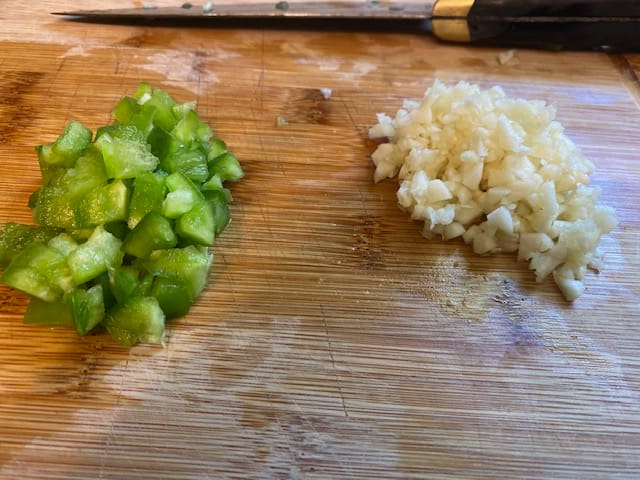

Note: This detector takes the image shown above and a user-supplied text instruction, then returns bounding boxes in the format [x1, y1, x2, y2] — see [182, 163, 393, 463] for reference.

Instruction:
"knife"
[54, 0, 640, 52]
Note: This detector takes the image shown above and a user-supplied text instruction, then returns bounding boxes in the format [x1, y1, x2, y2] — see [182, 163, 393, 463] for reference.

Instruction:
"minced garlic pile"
[370, 79, 617, 301]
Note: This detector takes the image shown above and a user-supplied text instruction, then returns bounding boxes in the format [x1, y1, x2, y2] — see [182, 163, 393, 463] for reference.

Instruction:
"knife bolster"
[431, 0, 640, 51]
[431, 0, 474, 42]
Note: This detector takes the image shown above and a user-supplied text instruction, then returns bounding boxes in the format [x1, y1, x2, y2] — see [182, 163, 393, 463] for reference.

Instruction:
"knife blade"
[53, 0, 640, 52]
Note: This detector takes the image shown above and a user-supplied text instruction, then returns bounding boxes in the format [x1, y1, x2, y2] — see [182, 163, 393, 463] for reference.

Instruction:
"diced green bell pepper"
[123, 211, 177, 258]
[173, 109, 212, 145]
[67, 226, 123, 285]
[128, 171, 167, 229]
[108, 265, 152, 305]
[176, 200, 215, 246]
[206, 139, 228, 161]
[0, 81, 243, 346]
[172, 100, 197, 121]
[162, 171, 203, 219]
[0, 223, 60, 268]
[162, 190, 196, 219]
[203, 189, 231, 235]
[144, 88, 177, 132]
[57, 147, 108, 201]
[103, 296, 166, 347]
[208, 151, 244, 182]
[36, 120, 93, 170]
[74, 180, 130, 228]
[36, 144, 63, 184]
[71, 284, 105, 335]
[112, 96, 140, 125]
[95, 124, 145, 143]
[201, 173, 223, 191]
[146, 127, 179, 162]
[24, 296, 74, 327]
[143, 245, 211, 301]
[97, 133, 159, 179]
[0, 241, 72, 302]
[130, 104, 157, 140]
[48, 233, 79, 257]
[150, 277, 192, 319]
[33, 184, 77, 230]
[133, 82, 153, 104]
[161, 146, 209, 183]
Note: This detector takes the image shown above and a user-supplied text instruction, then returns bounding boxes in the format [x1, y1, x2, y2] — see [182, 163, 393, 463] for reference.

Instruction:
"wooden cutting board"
[1, 1, 639, 478]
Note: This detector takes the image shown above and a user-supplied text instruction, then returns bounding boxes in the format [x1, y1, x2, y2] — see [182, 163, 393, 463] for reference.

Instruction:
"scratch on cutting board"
[220, 254, 241, 311]
[320, 305, 350, 418]
[292, 56, 378, 84]
[97, 357, 129, 479]
[140, 51, 219, 94]
[609, 54, 640, 111]
[346, 61, 378, 80]
[60, 45, 92, 58]
[341, 97, 358, 131]
[293, 57, 342, 72]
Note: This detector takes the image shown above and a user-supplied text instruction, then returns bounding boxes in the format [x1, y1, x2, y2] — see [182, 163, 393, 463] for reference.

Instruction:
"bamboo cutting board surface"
[1, 1, 639, 478]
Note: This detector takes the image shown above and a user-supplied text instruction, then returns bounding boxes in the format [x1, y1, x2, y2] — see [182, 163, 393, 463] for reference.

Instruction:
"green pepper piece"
[71, 285, 105, 335]
[48, 233, 79, 257]
[176, 200, 215, 246]
[0, 242, 72, 302]
[130, 105, 157, 140]
[173, 109, 212, 145]
[144, 88, 177, 132]
[161, 146, 209, 183]
[67, 226, 123, 286]
[95, 124, 145, 143]
[36, 144, 63, 184]
[33, 184, 77, 230]
[171, 100, 197, 121]
[104, 221, 129, 241]
[95, 271, 117, 310]
[109, 265, 143, 304]
[143, 245, 211, 301]
[203, 189, 231, 235]
[207, 151, 244, 182]
[150, 277, 192, 319]
[133, 82, 153, 103]
[57, 147, 109, 201]
[74, 180, 130, 228]
[128, 171, 167, 229]
[0, 223, 60, 268]
[37, 120, 93, 169]
[97, 133, 159, 179]
[24, 296, 74, 327]
[146, 127, 179, 162]
[103, 296, 166, 346]
[112, 96, 140, 125]
[123, 212, 177, 259]
[162, 171, 203, 219]
[206, 138, 228, 162]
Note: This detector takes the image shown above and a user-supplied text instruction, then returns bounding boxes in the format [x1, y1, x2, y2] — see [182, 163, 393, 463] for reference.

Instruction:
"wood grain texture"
[1, 2, 639, 479]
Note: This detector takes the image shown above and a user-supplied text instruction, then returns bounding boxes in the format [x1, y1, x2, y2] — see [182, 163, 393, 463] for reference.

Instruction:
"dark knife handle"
[432, 0, 640, 51]
[469, 0, 640, 18]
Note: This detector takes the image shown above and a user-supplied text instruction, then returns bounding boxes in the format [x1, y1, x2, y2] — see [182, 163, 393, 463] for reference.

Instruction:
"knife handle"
[432, 0, 640, 51]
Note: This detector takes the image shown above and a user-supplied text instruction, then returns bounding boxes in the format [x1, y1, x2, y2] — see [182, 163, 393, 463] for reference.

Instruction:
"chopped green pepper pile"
[0, 83, 243, 346]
